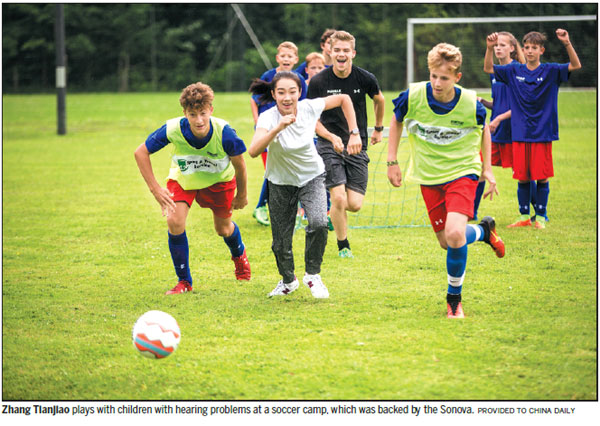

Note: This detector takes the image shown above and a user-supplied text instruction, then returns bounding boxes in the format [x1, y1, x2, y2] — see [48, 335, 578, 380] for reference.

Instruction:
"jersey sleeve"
[392, 90, 410, 123]
[476, 101, 487, 127]
[221, 125, 247, 157]
[364, 69, 382, 98]
[492, 63, 511, 84]
[144, 124, 169, 153]
[306, 74, 323, 99]
[305, 97, 326, 118]
[298, 74, 308, 101]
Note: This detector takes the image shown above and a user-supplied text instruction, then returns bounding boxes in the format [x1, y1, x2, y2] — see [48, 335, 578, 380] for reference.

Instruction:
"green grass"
[2, 90, 597, 400]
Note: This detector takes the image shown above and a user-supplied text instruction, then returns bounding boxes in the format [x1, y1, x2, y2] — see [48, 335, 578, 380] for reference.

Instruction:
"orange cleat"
[447, 301, 465, 318]
[507, 215, 532, 228]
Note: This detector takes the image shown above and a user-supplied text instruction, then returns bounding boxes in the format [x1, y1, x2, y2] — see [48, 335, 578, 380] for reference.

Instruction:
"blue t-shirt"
[251, 68, 308, 115]
[145, 118, 247, 156]
[493, 62, 570, 142]
[489, 61, 517, 144]
[392, 83, 486, 127]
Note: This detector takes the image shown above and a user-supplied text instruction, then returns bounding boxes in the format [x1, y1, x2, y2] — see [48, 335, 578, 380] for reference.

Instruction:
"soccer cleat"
[253, 205, 270, 226]
[533, 218, 546, 229]
[507, 214, 532, 228]
[268, 278, 299, 297]
[447, 301, 465, 318]
[479, 216, 505, 258]
[338, 247, 354, 259]
[165, 280, 192, 295]
[232, 250, 251, 280]
[303, 274, 329, 299]
[327, 215, 334, 231]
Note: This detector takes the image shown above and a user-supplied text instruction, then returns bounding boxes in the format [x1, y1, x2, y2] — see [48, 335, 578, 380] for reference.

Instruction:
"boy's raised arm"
[556, 29, 582, 71]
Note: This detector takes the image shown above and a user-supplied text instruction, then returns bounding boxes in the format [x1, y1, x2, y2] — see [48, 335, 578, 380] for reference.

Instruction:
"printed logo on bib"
[174, 155, 229, 175]
[405, 119, 476, 146]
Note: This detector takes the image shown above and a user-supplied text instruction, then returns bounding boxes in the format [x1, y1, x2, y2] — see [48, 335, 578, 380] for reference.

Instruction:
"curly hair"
[179, 82, 214, 111]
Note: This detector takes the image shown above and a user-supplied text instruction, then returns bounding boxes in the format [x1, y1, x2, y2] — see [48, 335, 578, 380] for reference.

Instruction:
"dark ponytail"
[248, 71, 302, 105]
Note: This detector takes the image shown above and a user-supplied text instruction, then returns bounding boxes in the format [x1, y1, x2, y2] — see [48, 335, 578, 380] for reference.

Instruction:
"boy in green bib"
[135, 82, 251, 294]
[386, 43, 505, 318]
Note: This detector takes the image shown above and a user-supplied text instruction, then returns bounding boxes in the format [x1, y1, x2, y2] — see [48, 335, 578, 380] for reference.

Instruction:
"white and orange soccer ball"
[132, 310, 181, 359]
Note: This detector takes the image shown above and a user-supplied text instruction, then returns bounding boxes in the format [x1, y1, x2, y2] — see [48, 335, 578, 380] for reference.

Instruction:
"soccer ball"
[132, 310, 181, 359]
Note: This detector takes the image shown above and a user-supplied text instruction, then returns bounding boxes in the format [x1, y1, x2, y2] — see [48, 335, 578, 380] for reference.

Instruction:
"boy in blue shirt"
[484, 29, 582, 229]
[135, 82, 251, 294]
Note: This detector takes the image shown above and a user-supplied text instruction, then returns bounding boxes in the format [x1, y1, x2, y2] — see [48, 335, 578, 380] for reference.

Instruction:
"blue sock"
[168, 231, 192, 285]
[530, 181, 537, 210]
[465, 224, 484, 244]
[223, 222, 245, 258]
[473, 181, 485, 220]
[534, 181, 550, 218]
[447, 244, 467, 295]
[256, 179, 268, 209]
[517, 182, 531, 215]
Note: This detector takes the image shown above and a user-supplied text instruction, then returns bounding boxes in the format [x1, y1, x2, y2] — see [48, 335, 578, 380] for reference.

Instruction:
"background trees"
[2, 3, 597, 93]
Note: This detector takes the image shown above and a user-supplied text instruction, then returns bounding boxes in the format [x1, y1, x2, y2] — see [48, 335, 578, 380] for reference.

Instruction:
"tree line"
[2, 3, 597, 93]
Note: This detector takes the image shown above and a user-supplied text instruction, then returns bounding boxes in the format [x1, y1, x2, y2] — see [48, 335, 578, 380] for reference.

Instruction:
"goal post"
[406, 14, 597, 87]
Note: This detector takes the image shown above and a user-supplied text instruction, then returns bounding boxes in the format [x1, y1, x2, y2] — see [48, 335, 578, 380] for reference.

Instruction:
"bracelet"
[386, 160, 398, 167]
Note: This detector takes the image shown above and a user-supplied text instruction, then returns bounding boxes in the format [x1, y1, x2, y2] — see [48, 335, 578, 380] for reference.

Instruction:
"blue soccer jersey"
[489, 65, 514, 144]
[493, 62, 570, 142]
[145, 118, 247, 156]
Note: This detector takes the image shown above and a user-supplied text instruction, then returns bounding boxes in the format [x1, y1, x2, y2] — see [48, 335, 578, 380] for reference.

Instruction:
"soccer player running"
[307, 30, 385, 259]
[250, 41, 309, 227]
[484, 29, 582, 229]
[248, 71, 361, 298]
[475, 31, 525, 222]
[135, 82, 251, 295]
[387, 43, 505, 319]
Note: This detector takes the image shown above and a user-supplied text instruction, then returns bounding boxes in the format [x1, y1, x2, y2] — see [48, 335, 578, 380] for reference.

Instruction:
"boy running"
[484, 29, 582, 229]
[307, 30, 385, 259]
[135, 82, 251, 294]
[387, 43, 505, 318]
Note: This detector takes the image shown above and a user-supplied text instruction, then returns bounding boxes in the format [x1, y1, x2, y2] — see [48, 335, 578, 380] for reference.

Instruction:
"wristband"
[386, 160, 398, 167]
[374, 126, 384, 132]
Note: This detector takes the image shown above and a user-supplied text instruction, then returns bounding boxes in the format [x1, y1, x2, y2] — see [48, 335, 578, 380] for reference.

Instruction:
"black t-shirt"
[307, 65, 381, 151]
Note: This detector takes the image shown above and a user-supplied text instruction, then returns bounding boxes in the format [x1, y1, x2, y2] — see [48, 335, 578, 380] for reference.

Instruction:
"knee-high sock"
[223, 222, 245, 258]
[465, 224, 484, 244]
[447, 244, 467, 295]
[534, 181, 550, 217]
[168, 231, 192, 285]
[517, 182, 531, 215]
[256, 179, 268, 208]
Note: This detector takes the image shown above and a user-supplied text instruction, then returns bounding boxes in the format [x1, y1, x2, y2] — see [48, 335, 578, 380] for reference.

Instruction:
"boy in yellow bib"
[135, 82, 251, 294]
[387, 43, 505, 318]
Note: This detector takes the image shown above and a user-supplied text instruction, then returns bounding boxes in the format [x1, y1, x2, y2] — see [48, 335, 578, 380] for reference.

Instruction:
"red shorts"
[420, 177, 479, 233]
[167, 179, 237, 218]
[511, 141, 554, 181]
[491, 142, 513, 168]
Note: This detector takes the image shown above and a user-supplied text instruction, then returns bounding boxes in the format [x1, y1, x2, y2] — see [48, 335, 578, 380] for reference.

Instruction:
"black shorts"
[316, 140, 370, 195]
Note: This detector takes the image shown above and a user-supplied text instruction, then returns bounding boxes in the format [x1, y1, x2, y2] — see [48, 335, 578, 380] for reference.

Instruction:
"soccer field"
[1, 90, 597, 401]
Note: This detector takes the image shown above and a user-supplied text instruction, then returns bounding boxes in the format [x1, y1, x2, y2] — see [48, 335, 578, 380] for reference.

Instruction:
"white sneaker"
[268, 278, 299, 297]
[303, 274, 329, 299]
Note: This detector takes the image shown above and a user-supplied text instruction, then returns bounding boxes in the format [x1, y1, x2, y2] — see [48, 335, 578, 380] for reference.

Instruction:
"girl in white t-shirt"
[249, 71, 360, 298]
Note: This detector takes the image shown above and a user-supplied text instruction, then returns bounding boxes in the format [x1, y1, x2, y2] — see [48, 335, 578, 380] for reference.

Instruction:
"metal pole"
[55, 4, 66, 135]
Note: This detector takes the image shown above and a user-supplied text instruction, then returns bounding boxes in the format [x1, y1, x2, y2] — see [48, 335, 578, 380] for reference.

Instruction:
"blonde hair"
[179, 82, 214, 111]
[329, 30, 355, 50]
[277, 41, 299, 56]
[306, 51, 325, 65]
[427, 43, 462, 74]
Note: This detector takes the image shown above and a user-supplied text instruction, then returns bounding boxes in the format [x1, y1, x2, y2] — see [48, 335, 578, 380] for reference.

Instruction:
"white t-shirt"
[256, 98, 326, 187]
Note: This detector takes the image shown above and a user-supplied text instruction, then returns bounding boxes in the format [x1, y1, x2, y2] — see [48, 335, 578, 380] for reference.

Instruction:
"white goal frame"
[406, 15, 597, 86]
